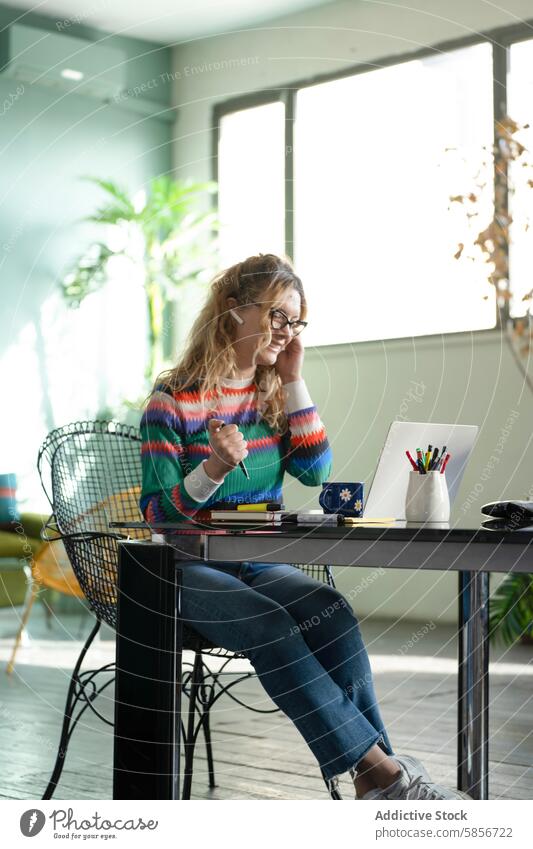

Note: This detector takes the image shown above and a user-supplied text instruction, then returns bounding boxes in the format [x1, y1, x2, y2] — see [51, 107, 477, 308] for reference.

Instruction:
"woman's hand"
[274, 334, 304, 384]
[204, 419, 249, 482]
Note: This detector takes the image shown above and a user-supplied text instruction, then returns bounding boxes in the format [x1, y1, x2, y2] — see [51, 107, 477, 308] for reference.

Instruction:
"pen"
[406, 450, 418, 471]
[424, 450, 430, 471]
[440, 452, 451, 474]
[216, 422, 250, 479]
[428, 446, 439, 471]
[417, 458, 427, 474]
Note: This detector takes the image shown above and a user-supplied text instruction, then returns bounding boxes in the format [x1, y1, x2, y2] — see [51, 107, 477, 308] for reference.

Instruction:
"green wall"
[0, 4, 173, 510]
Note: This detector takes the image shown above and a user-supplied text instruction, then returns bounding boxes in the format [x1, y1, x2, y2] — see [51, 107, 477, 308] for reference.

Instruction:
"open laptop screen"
[363, 421, 479, 520]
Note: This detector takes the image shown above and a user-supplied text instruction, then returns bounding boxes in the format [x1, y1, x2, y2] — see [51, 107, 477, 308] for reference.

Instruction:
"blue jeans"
[179, 560, 395, 781]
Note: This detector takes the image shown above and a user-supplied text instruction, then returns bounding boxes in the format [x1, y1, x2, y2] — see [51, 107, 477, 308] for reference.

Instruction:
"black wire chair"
[37, 420, 336, 800]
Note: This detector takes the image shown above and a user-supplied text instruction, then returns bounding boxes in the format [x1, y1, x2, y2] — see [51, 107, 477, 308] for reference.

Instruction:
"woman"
[139, 253, 470, 801]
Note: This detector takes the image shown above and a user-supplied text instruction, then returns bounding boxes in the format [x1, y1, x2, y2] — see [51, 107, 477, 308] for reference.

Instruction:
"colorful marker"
[428, 446, 439, 471]
[406, 450, 418, 471]
[440, 452, 451, 474]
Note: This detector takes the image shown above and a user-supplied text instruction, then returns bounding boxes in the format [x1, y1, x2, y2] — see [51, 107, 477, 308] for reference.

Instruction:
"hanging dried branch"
[449, 115, 533, 354]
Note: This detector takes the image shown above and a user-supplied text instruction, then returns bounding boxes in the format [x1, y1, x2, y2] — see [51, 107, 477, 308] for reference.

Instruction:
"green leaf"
[59, 172, 220, 384]
[489, 573, 533, 646]
[78, 175, 137, 225]
[60, 241, 117, 307]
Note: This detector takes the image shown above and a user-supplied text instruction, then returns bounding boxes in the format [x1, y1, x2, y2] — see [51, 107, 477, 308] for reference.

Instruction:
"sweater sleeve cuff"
[283, 379, 314, 414]
[183, 460, 222, 503]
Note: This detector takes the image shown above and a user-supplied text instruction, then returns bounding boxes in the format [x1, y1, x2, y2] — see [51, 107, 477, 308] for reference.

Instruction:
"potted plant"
[61, 174, 219, 389]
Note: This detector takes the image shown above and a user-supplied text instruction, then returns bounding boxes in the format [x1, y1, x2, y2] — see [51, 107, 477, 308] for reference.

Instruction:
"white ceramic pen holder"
[405, 470, 450, 522]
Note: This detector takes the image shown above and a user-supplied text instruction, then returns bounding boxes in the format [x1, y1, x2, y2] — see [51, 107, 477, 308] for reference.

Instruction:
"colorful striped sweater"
[139, 375, 332, 523]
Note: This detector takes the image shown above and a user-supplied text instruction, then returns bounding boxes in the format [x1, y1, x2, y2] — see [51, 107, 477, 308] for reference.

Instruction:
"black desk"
[112, 521, 533, 800]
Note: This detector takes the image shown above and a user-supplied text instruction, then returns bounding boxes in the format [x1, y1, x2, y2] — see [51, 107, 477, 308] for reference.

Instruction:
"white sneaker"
[392, 753, 434, 784]
[359, 756, 472, 800]
[350, 752, 432, 799]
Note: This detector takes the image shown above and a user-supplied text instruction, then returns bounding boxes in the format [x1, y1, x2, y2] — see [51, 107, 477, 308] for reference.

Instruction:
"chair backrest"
[37, 421, 150, 629]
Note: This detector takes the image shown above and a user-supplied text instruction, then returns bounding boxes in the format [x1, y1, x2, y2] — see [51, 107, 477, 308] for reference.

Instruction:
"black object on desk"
[481, 499, 533, 529]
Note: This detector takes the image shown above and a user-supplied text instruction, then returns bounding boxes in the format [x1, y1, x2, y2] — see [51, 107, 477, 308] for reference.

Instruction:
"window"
[294, 44, 495, 346]
[217, 100, 286, 268]
[508, 38, 533, 318]
[215, 29, 533, 345]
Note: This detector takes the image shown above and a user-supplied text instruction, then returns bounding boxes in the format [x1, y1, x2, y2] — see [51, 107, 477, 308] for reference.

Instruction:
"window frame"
[212, 19, 533, 345]
[212, 89, 294, 258]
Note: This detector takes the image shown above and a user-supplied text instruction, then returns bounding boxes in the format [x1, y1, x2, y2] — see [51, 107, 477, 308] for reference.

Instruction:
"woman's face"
[227, 286, 302, 368]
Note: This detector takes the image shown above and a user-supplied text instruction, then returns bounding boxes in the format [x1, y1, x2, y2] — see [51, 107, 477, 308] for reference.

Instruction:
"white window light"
[61, 68, 84, 81]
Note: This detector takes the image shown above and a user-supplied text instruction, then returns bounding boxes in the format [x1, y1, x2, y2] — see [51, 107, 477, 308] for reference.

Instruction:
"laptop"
[363, 421, 479, 520]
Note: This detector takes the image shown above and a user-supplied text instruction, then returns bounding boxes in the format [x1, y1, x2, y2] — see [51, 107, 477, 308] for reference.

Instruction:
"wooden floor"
[0, 605, 531, 800]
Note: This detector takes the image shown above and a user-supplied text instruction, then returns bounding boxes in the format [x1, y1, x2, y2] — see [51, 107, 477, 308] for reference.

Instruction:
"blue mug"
[319, 481, 364, 516]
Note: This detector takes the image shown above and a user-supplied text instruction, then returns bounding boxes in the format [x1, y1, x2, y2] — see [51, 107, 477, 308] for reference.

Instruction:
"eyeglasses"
[242, 302, 308, 335]
[268, 308, 308, 336]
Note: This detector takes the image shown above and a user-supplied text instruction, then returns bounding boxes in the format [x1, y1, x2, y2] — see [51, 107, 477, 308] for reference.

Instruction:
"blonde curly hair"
[145, 253, 307, 433]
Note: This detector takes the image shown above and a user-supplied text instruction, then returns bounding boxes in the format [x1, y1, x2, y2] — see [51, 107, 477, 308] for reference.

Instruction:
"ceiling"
[5, 0, 338, 44]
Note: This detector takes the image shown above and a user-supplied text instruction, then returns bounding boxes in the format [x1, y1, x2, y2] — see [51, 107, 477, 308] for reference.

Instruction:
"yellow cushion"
[64, 487, 149, 541]
[60, 488, 149, 609]
[33, 540, 84, 597]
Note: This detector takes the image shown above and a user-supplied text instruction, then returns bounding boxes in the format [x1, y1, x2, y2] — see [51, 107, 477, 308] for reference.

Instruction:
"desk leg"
[113, 542, 183, 800]
[457, 570, 490, 800]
